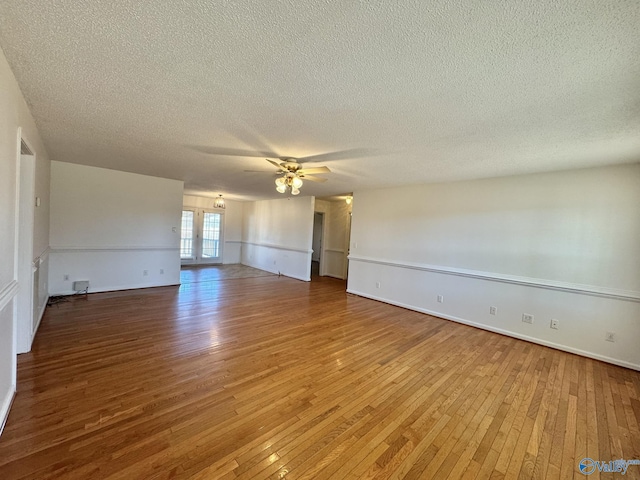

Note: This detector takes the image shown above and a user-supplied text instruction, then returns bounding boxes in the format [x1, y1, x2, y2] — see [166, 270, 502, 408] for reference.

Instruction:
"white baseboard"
[323, 274, 346, 280]
[0, 386, 16, 437]
[50, 281, 181, 296]
[347, 289, 640, 372]
[241, 261, 310, 283]
[30, 294, 49, 347]
[270, 267, 311, 282]
[280, 272, 310, 282]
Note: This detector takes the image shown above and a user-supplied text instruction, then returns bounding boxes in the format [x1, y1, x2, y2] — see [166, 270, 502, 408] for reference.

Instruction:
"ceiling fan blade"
[300, 175, 327, 183]
[188, 145, 280, 158]
[266, 159, 289, 171]
[296, 148, 375, 163]
[297, 166, 331, 175]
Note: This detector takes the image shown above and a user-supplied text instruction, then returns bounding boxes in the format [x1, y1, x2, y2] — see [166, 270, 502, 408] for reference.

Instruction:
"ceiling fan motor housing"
[282, 161, 301, 172]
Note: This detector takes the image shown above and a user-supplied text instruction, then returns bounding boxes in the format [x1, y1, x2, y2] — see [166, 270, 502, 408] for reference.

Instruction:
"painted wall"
[182, 195, 243, 264]
[241, 196, 314, 281]
[0, 47, 51, 433]
[49, 162, 183, 294]
[348, 164, 640, 369]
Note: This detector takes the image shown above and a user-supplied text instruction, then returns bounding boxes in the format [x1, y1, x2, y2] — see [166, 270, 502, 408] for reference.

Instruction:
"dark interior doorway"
[311, 212, 324, 279]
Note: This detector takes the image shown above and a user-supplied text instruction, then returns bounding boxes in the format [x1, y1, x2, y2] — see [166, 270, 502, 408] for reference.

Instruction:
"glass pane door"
[180, 210, 195, 262]
[180, 209, 224, 265]
[201, 212, 222, 263]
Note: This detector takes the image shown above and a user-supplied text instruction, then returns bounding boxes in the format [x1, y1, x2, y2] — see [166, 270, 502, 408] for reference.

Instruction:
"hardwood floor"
[1, 273, 639, 479]
[180, 264, 276, 283]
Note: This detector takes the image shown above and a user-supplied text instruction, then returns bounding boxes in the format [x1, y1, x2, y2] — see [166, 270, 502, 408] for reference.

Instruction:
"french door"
[181, 209, 224, 264]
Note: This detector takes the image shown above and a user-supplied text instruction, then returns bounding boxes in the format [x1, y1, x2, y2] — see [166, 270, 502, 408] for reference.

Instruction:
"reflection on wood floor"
[180, 264, 276, 284]
[0, 274, 638, 479]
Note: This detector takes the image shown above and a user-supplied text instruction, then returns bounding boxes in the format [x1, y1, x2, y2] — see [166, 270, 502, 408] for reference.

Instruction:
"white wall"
[0, 47, 51, 433]
[182, 195, 243, 264]
[348, 164, 640, 370]
[241, 196, 314, 281]
[49, 162, 183, 294]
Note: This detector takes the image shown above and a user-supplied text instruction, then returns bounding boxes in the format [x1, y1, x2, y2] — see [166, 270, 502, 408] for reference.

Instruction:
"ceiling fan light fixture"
[267, 156, 330, 195]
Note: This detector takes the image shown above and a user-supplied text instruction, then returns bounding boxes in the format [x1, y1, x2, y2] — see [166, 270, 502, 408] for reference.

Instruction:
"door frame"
[180, 208, 197, 265]
[198, 209, 224, 265]
[180, 207, 225, 265]
[15, 132, 36, 355]
[312, 211, 327, 277]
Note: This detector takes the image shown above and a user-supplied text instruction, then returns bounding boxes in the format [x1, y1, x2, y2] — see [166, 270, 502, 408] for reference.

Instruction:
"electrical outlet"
[522, 313, 534, 324]
[143, 270, 148, 276]
[489, 306, 497, 315]
[63, 274, 69, 281]
[605, 331, 615, 342]
[375, 281, 381, 288]
[550, 319, 559, 329]
[437, 295, 444, 303]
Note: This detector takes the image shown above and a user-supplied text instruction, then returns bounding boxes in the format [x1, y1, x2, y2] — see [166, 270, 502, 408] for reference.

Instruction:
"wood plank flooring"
[0, 273, 639, 479]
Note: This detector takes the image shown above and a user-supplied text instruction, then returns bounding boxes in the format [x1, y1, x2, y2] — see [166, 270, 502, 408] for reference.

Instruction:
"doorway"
[180, 209, 224, 265]
[311, 212, 324, 278]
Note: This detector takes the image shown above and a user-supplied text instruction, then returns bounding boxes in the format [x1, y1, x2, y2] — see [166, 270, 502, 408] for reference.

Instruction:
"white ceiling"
[1, 1, 638, 200]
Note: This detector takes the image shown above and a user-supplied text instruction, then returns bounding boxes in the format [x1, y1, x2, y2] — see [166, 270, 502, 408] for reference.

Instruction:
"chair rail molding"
[348, 255, 640, 302]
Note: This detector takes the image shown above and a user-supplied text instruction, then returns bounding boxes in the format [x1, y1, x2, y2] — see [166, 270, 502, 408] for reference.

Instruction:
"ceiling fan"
[190, 145, 376, 195]
[262, 157, 331, 195]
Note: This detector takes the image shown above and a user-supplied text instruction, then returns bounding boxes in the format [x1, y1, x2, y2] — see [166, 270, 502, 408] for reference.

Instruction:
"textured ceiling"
[0, 0, 639, 200]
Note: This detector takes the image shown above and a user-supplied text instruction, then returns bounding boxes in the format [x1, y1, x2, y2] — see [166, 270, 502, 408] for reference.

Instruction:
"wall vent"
[73, 280, 90, 292]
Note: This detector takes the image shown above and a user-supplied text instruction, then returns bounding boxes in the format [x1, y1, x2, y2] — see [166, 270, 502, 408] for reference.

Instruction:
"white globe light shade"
[276, 185, 286, 193]
[291, 187, 300, 195]
[275, 177, 286, 187]
[291, 176, 303, 189]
